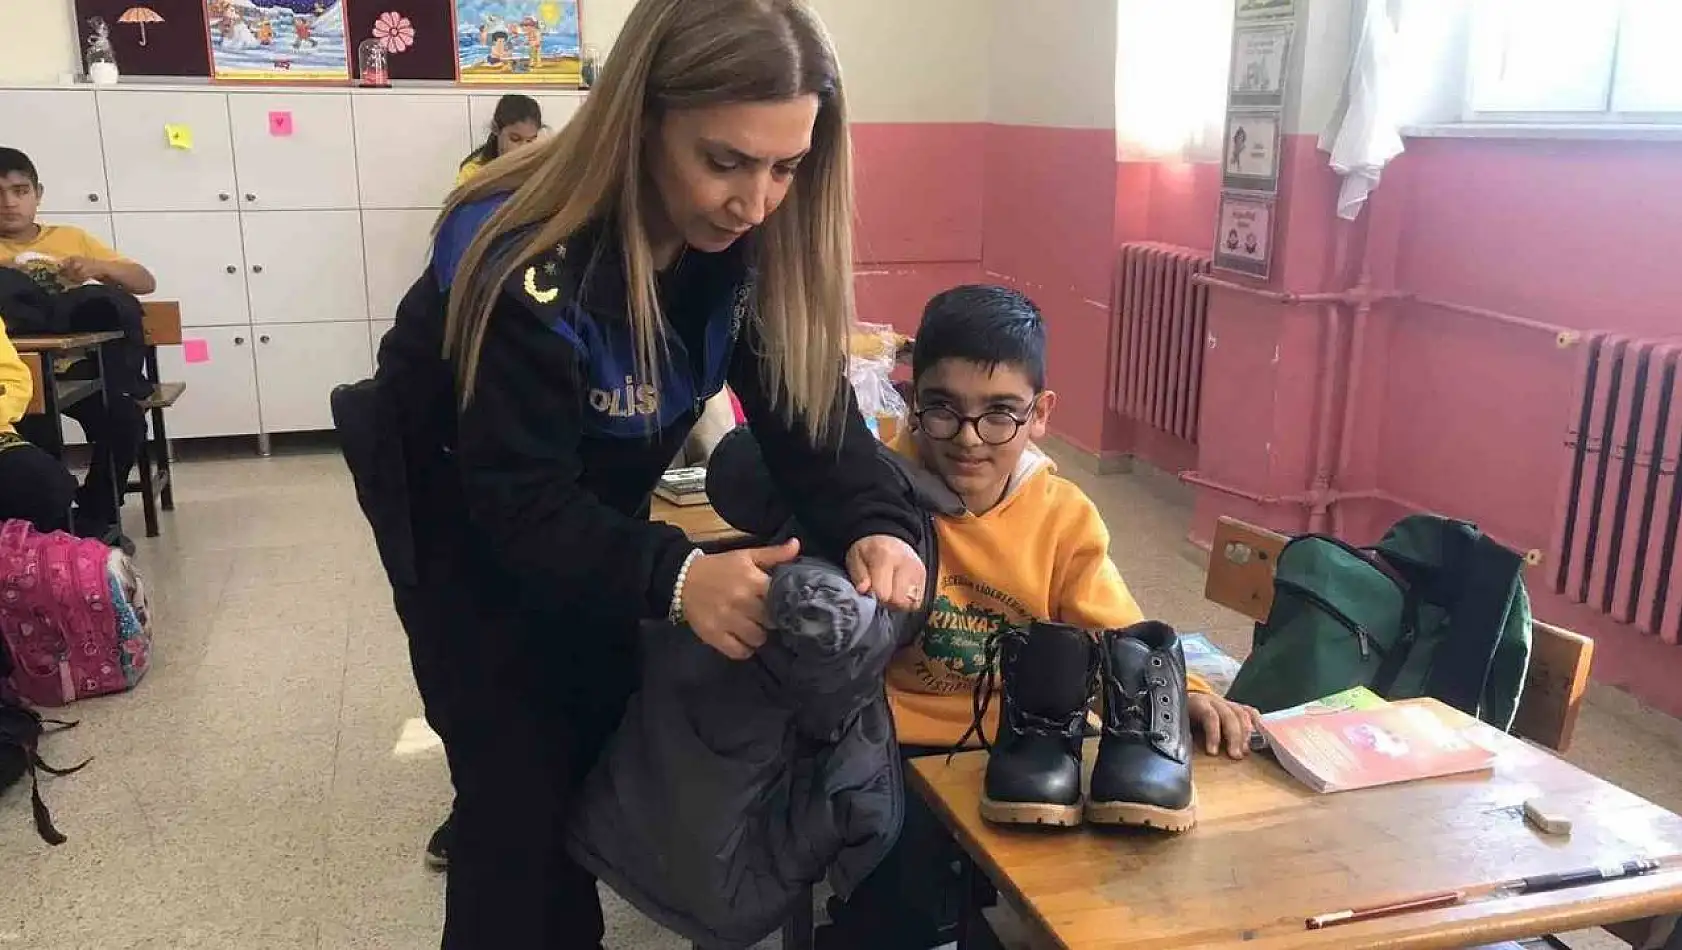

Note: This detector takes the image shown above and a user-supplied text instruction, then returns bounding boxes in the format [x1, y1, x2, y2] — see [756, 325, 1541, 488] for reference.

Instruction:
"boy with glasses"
[819, 285, 1259, 948]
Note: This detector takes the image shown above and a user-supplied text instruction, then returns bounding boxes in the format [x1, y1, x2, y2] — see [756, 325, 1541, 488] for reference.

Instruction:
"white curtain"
[1115, 0, 1234, 162]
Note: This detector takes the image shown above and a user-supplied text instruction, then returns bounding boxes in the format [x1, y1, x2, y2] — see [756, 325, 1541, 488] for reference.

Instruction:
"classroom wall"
[980, 0, 1119, 454]
[0, 0, 79, 83]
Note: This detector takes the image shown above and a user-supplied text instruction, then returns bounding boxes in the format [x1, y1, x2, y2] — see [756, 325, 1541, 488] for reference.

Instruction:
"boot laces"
[1102, 648, 1169, 743]
[951, 626, 1098, 755]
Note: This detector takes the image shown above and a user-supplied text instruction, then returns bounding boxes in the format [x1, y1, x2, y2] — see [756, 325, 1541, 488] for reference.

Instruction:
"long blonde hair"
[442, 0, 854, 438]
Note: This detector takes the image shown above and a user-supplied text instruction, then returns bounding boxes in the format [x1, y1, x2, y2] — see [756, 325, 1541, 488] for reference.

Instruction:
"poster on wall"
[1236, 0, 1294, 20]
[1229, 22, 1293, 108]
[74, 0, 212, 77]
[1213, 192, 1276, 279]
[1222, 110, 1282, 193]
[204, 0, 351, 81]
[453, 0, 583, 85]
[348, 5, 459, 81]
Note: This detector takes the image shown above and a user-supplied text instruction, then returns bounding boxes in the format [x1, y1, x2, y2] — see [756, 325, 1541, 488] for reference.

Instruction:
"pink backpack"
[0, 520, 150, 707]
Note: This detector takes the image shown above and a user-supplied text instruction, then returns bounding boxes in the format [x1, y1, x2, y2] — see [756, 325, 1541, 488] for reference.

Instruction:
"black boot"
[969, 622, 1096, 827]
[1087, 622, 1196, 832]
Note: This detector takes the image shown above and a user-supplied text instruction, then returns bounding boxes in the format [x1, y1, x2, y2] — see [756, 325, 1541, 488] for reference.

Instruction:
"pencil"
[1306, 890, 1465, 930]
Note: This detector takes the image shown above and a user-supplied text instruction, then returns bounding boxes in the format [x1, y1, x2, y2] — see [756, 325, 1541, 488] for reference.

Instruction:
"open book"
[1261, 698, 1496, 793]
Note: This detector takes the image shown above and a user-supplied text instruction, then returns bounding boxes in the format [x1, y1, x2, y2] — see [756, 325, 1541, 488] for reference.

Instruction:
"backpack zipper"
[1274, 579, 1382, 659]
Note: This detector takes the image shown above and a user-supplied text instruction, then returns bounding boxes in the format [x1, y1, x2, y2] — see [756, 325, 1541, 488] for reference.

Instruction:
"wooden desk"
[13, 330, 124, 354]
[651, 497, 746, 546]
[13, 330, 128, 538]
[910, 699, 1682, 950]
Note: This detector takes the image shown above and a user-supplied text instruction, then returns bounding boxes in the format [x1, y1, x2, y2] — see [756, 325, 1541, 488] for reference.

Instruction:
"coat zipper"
[1274, 579, 1382, 659]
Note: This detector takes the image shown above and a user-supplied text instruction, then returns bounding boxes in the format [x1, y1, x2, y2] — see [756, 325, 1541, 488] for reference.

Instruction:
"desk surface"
[650, 497, 745, 545]
[13, 330, 124, 352]
[910, 699, 1682, 950]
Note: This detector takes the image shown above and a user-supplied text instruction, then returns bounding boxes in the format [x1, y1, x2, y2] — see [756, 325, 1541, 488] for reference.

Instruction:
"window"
[1115, 0, 1233, 161]
[1469, 0, 1682, 120]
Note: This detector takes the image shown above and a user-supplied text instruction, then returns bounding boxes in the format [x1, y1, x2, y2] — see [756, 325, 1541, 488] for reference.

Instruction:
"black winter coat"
[566, 429, 963, 949]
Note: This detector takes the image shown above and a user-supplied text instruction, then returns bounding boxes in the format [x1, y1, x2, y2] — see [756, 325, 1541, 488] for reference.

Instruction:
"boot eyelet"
[1159, 695, 1169, 705]
[1150, 657, 1163, 667]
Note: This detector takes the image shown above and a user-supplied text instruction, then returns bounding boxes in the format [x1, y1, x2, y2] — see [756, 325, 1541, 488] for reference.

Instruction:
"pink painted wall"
[849, 123, 987, 336]
[980, 126, 1119, 453]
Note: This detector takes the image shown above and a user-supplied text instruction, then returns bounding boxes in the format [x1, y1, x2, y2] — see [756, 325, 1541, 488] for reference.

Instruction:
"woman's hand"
[846, 534, 926, 611]
[1188, 692, 1264, 759]
[681, 538, 801, 660]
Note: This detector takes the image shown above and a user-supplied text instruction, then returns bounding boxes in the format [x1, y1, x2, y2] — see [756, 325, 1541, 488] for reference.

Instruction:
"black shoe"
[425, 813, 452, 871]
[1086, 622, 1196, 832]
[964, 622, 1096, 827]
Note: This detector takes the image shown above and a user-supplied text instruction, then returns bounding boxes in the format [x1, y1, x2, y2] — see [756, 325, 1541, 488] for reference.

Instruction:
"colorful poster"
[1214, 192, 1276, 279]
[1229, 22, 1293, 108]
[1222, 110, 1282, 193]
[204, 0, 351, 82]
[74, 0, 212, 77]
[454, 0, 582, 86]
[349, 5, 459, 81]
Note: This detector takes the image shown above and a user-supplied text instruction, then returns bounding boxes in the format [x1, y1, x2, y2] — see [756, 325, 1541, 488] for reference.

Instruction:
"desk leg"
[955, 853, 994, 950]
[37, 357, 69, 530]
[92, 346, 123, 541]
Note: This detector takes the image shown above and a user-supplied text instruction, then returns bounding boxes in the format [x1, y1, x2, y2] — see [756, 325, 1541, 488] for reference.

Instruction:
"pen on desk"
[1508, 859, 1660, 895]
[1305, 890, 1464, 930]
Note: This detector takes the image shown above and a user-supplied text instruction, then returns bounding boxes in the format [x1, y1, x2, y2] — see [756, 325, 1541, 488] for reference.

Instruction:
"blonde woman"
[341, 0, 926, 945]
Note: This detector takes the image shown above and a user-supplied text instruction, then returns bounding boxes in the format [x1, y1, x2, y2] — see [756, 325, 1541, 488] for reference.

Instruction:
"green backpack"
[1226, 515, 1533, 730]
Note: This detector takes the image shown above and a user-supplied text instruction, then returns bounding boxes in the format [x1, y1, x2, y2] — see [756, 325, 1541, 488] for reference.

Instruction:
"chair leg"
[134, 415, 158, 538]
[152, 405, 174, 511]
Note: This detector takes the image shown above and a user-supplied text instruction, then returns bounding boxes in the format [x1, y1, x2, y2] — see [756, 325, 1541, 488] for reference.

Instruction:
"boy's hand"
[846, 534, 925, 611]
[58, 256, 104, 284]
[1188, 692, 1264, 759]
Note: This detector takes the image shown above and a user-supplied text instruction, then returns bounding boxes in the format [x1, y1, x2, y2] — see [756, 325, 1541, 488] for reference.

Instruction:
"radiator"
[1110, 242, 1212, 445]
[1551, 334, 1682, 644]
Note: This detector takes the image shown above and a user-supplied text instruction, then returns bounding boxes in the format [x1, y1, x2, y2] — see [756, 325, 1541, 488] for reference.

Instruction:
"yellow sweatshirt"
[455, 157, 486, 188]
[887, 434, 1209, 748]
[0, 319, 35, 436]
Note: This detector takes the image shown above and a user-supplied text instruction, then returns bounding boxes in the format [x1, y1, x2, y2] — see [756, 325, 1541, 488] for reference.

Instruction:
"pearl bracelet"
[668, 549, 703, 624]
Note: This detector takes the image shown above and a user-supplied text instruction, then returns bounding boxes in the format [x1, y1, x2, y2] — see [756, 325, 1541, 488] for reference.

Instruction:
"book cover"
[1262, 699, 1495, 793]
[1179, 633, 1242, 696]
[655, 467, 708, 506]
[1262, 685, 1387, 723]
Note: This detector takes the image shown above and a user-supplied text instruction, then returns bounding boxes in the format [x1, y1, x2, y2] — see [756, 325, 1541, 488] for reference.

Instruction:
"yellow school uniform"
[886, 433, 1210, 748]
[0, 224, 124, 293]
[455, 157, 486, 188]
[0, 319, 35, 437]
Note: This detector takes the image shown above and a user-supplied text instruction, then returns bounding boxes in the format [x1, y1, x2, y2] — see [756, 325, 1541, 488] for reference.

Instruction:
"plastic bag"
[848, 323, 907, 440]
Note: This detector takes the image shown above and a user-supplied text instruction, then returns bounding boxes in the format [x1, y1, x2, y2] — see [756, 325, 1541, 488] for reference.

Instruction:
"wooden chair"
[1204, 516, 1595, 754]
[129, 302, 188, 538]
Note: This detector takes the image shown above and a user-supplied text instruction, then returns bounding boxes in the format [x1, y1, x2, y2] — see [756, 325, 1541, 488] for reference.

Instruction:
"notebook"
[1261, 698, 1496, 793]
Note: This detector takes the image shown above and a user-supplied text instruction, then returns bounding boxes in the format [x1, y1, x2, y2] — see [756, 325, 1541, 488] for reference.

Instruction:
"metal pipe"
[1307, 297, 1345, 534]
[1331, 271, 1377, 537]
[1179, 470, 1309, 507]
[1410, 294, 1584, 344]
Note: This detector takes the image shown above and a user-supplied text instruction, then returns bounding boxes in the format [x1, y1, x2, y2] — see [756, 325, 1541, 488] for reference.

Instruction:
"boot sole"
[979, 796, 1084, 827]
[1085, 791, 1198, 833]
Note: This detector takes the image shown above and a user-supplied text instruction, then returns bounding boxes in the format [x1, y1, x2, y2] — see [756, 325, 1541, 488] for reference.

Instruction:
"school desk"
[910, 697, 1682, 950]
[651, 496, 746, 547]
[16, 329, 127, 538]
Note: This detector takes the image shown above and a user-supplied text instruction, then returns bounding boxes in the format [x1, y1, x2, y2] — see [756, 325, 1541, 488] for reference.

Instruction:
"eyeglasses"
[913, 397, 1040, 446]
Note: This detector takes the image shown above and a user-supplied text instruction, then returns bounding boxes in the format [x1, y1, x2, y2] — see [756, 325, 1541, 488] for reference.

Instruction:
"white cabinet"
[469, 92, 583, 139]
[97, 90, 237, 213]
[352, 94, 471, 209]
[112, 212, 250, 329]
[157, 326, 262, 439]
[361, 210, 434, 323]
[241, 211, 367, 325]
[227, 94, 359, 211]
[0, 91, 109, 214]
[40, 214, 115, 249]
[253, 322, 372, 433]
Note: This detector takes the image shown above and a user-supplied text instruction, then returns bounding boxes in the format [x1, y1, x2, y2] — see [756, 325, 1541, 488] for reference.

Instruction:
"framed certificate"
[1230, 22, 1294, 108]
[1214, 192, 1277, 279]
[1222, 110, 1283, 194]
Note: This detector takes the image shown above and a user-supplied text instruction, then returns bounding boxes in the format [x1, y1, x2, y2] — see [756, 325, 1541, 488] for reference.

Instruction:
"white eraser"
[1523, 797, 1573, 836]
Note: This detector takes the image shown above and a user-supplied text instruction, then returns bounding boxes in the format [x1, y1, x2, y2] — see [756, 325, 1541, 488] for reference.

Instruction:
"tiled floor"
[1, 441, 1680, 949]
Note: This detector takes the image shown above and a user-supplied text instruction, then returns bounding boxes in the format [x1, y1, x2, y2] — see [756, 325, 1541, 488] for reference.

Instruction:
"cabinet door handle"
[87, 193, 99, 203]
[234, 336, 246, 345]
[251, 265, 264, 274]
[259, 335, 271, 344]
[225, 265, 237, 274]
[245, 193, 257, 202]
[219, 193, 231, 202]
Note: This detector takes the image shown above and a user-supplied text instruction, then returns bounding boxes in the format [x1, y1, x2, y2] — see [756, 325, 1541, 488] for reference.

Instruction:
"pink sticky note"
[183, 339, 210, 364]
[268, 111, 294, 137]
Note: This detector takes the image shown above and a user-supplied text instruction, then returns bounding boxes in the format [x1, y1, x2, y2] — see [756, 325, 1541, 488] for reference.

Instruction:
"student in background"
[0, 146, 155, 541]
[0, 315, 76, 532]
[455, 94, 544, 187]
